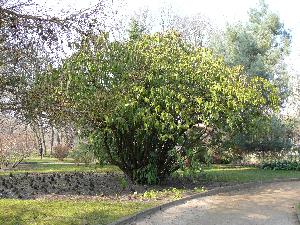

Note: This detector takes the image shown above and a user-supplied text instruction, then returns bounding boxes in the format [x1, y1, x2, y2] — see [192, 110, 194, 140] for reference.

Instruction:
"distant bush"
[69, 143, 95, 165]
[53, 145, 70, 161]
[261, 160, 300, 171]
[231, 116, 295, 158]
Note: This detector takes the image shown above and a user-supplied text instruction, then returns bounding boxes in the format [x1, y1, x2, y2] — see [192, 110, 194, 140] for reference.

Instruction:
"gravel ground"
[131, 181, 300, 225]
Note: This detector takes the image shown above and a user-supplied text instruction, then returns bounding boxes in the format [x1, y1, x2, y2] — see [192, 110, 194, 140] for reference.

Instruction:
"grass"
[0, 198, 156, 225]
[3, 157, 300, 183]
[141, 188, 185, 200]
[1, 161, 300, 224]
[202, 165, 300, 183]
[0, 158, 154, 225]
[0, 157, 121, 176]
[0, 164, 121, 175]
[23, 157, 76, 163]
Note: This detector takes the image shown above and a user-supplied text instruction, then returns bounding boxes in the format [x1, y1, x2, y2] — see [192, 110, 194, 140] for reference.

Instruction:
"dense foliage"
[211, 0, 291, 100]
[208, 0, 295, 161]
[69, 142, 97, 165]
[261, 160, 300, 171]
[231, 116, 295, 157]
[38, 31, 280, 184]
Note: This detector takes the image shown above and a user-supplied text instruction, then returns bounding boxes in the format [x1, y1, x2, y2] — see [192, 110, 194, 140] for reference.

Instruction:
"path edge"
[297, 206, 300, 225]
[109, 178, 300, 225]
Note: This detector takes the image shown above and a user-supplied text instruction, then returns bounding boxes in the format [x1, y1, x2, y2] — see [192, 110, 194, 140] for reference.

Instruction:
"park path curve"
[129, 181, 300, 225]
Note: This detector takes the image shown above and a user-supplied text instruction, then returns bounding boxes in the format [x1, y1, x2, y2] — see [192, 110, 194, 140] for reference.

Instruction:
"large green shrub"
[44, 31, 279, 184]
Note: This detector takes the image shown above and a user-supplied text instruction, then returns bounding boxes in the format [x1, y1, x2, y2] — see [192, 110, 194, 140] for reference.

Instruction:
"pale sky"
[37, 0, 300, 74]
[124, 0, 300, 74]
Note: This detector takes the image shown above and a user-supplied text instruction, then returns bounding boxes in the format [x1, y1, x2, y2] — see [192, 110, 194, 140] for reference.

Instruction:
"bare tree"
[0, 113, 35, 169]
[130, 5, 215, 47]
[0, 1, 117, 158]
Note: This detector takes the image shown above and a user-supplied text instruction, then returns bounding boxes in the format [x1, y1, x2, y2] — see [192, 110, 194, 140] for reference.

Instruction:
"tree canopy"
[211, 0, 291, 100]
[38, 31, 280, 184]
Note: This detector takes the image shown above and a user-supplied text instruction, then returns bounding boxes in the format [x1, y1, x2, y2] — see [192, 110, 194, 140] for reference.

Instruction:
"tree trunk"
[41, 126, 46, 156]
[32, 124, 43, 159]
[50, 126, 54, 156]
[56, 131, 61, 145]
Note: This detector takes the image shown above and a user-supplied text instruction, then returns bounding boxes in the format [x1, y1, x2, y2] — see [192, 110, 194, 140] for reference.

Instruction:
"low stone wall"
[0, 172, 134, 199]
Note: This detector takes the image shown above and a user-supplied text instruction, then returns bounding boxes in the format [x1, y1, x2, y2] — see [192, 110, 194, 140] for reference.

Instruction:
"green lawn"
[23, 157, 76, 163]
[0, 164, 120, 175]
[2, 160, 300, 225]
[0, 157, 121, 176]
[0, 199, 156, 225]
[202, 166, 300, 183]
[3, 158, 300, 183]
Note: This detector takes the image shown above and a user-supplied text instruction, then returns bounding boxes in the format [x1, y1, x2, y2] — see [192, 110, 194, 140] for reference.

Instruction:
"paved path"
[131, 181, 300, 225]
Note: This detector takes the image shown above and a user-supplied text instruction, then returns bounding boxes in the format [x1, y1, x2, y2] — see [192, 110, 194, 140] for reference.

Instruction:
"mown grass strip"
[203, 167, 300, 183]
[0, 164, 121, 176]
[0, 198, 156, 225]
